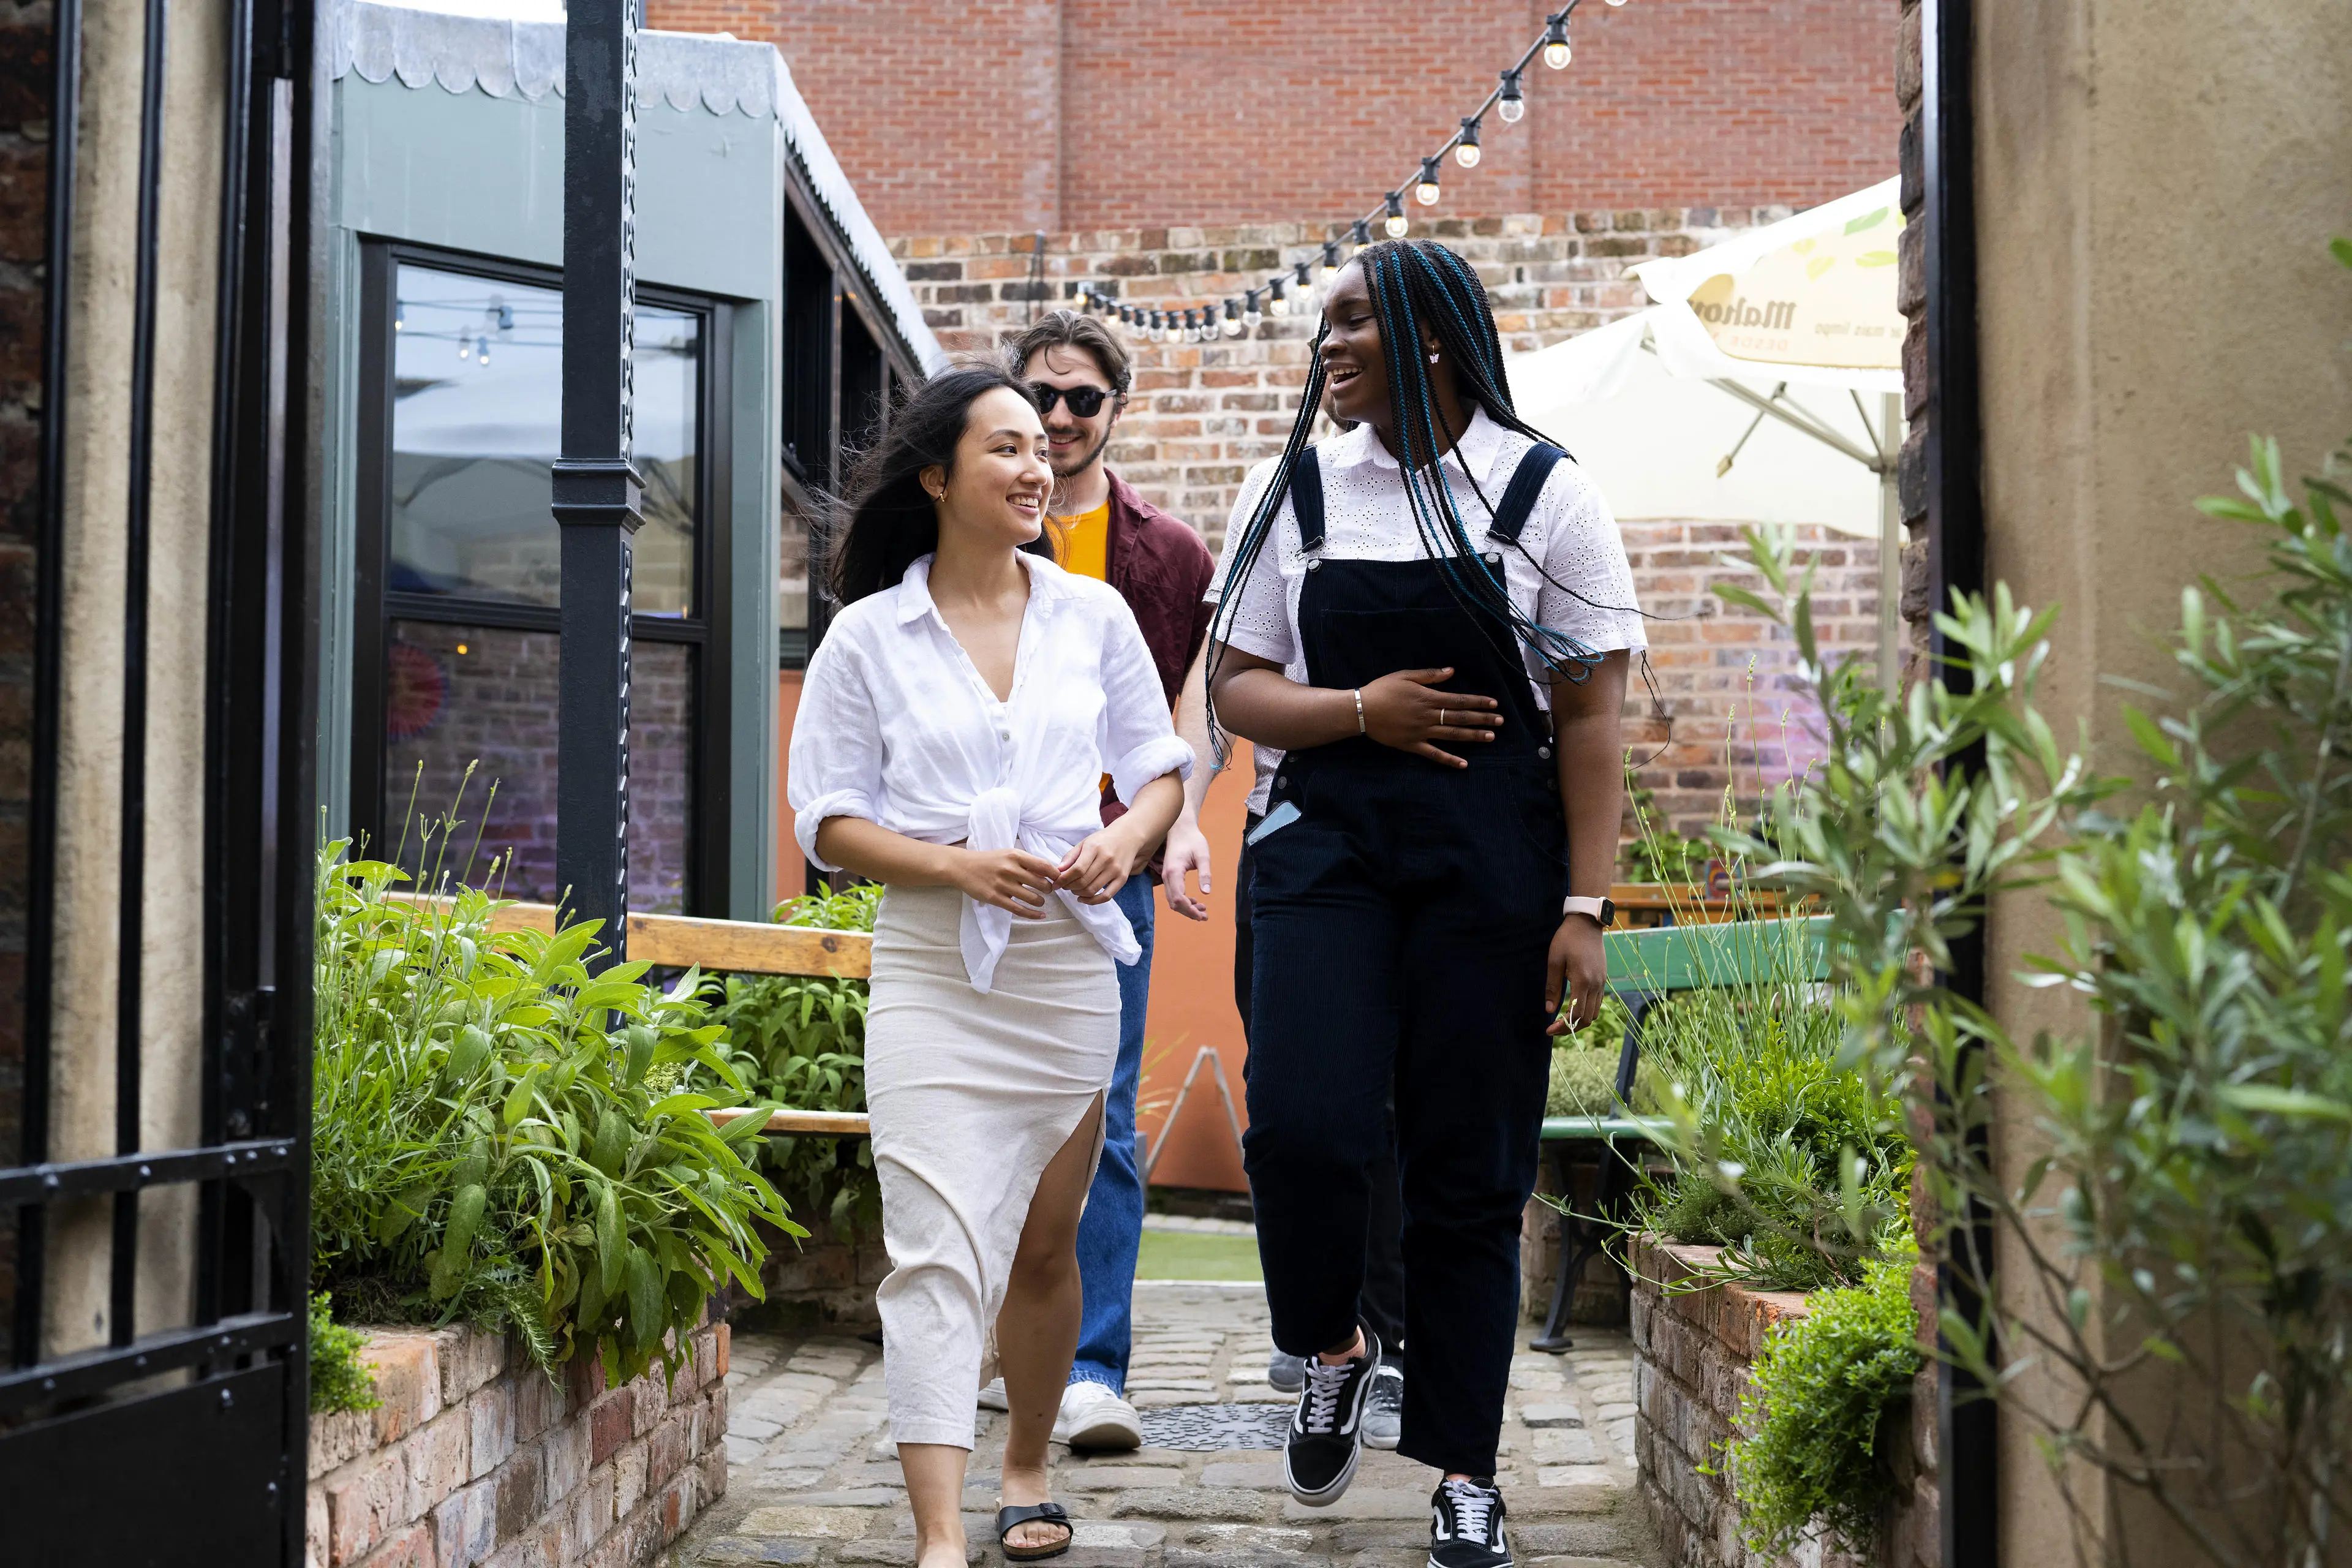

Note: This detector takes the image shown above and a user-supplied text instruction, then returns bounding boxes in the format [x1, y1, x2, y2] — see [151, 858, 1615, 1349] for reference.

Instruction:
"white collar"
[894, 550, 1072, 626]
[1324, 405, 1512, 483]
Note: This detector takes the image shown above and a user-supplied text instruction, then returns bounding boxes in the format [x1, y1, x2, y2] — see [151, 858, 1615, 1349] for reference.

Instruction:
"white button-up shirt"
[789, 552, 1194, 992]
[1205, 409, 1646, 811]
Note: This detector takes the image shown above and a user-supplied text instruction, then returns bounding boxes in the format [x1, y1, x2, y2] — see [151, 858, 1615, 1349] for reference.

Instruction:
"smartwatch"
[1562, 895, 1616, 927]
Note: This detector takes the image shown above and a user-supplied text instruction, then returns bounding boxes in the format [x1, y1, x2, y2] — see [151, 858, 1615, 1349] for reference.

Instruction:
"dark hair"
[825, 363, 1055, 605]
[1006, 308, 1133, 398]
[1207, 239, 1607, 753]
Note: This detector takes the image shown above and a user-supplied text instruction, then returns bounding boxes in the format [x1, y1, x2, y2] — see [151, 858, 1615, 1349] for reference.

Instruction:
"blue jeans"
[1069, 876, 1155, 1393]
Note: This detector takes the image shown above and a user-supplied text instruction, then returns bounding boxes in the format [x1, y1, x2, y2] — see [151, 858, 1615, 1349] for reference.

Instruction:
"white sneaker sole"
[978, 1379, 1009, 1412]
[1364, 1423, 1401, 1451]
[1283, 1438, 1362, 1507]
[1058, 1403, 1144, 1451]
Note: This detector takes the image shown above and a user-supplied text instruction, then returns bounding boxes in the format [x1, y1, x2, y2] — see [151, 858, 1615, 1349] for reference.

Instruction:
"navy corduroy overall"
[1243, 442, 1571, 1478]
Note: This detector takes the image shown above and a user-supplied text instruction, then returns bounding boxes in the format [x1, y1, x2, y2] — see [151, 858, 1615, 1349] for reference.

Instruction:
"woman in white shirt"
[788, 364, 1191, 1567]
[1205, 240, 1641, 1568]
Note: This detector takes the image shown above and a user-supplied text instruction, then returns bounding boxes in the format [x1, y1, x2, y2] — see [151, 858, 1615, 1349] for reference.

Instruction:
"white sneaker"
[979, 1377, 1009, 1412]
[1054, 1380, 1143, 1450]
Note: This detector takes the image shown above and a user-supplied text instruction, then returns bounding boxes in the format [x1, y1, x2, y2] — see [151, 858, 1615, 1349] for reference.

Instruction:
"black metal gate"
[0, 0, 316, 1553]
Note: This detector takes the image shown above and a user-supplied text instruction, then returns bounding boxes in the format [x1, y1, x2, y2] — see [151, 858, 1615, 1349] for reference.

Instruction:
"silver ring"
[1439, 707, 1448, 728]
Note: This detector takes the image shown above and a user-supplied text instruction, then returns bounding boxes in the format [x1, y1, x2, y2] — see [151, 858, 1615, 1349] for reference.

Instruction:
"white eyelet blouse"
[1205, 409, 1646, 812]
[788, 552, 1195, 992]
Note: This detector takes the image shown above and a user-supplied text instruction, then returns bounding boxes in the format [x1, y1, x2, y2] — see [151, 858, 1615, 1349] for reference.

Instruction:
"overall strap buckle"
[1485, 443, 1568, 547]
[1286, 446, 1327, 554]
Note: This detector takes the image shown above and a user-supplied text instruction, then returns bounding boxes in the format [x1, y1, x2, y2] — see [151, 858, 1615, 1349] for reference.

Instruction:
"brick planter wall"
[305, 1319, 729, 1568]
[1630, 1237, 1934, 1568]
[736, 1212, 885, 1332]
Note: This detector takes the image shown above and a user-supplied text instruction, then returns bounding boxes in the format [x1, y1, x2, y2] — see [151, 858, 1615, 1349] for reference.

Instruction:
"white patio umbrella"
[1507, 177, 1907, 689]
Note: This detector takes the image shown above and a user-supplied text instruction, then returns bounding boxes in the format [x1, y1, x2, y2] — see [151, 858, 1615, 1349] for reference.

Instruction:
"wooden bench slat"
[708, 1107, 872, 1137]
[1602, 914, 1830, 994]
[389, 894, 873, 979]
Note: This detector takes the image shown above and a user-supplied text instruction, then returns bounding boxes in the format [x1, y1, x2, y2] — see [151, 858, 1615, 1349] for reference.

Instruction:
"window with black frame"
[358, 251, 725, 914]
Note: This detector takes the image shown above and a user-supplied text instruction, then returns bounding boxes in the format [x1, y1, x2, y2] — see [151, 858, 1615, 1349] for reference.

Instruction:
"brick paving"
[671, 1283, 1658, 1568]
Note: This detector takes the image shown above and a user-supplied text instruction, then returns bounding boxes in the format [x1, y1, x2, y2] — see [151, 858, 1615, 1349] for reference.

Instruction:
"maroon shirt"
[1096, 469, 1215, 834]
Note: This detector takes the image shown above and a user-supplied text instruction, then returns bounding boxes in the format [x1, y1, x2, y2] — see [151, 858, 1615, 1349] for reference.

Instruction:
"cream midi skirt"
[865, 883, 1120, 1449]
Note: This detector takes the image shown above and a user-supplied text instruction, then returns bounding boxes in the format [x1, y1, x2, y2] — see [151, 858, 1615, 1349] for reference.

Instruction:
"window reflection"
[382, 622, 693, 913]
[388, 264, 699, 615]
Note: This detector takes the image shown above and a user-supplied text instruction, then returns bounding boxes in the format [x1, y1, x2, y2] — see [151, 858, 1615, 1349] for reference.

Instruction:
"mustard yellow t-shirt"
[1051, 501, 1111, 582]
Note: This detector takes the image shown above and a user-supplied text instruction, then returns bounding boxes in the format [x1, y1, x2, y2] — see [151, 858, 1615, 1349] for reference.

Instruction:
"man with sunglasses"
[971, 310, 1218, 1450]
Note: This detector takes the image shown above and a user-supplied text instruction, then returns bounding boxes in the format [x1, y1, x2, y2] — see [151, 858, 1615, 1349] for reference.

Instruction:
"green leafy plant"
[1622, 775, 1713, 885]
[1545, 992, 1637, 1117]
[1710, 264, 2352, 1565]
[711, 882, 882, 1235]
[1629, 930, 1910, 1292]
[307, 1289, 382, 1415]
[311, 843, 799, 1385]
[1725, 1250, 1923, 1555]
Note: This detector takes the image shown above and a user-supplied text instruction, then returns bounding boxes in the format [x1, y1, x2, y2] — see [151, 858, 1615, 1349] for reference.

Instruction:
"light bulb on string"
[1415, 156, 1442, 207]
[1384, 192, 1408, 239]
[1268, 277, 1289, 317]
[476, 336, 491, 366]
[1321, 241, 1341, 282]
[1351, 219, 1372, 249]
[1292, 262, 1314, 307]
[1222, 300, 1243, 337]
[1542, 13, 1570, 68]
[1186, 309, 1204, 343]
[394, 301, 406, 332]
[1243, 290, 1262, 329]
[1498, 68, 1525, 123]
[1456, 118, 1482, 169]
[1606, 0, 1627, 6]
[456, 333, 470, 362]
[496, 303, 514, 333]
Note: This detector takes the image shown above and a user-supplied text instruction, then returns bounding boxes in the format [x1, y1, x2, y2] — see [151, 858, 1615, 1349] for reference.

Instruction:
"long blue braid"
[1206, 239, 1627, 763]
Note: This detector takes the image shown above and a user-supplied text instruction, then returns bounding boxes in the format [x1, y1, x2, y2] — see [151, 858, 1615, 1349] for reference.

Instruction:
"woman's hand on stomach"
[948, 846, 1063, 919]
[1360, 667, 1502, 768]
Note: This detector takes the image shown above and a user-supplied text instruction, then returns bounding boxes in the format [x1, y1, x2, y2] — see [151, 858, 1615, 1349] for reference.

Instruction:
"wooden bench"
[396, 895, 880, 1137]
[1529, 916, 1831, 1352]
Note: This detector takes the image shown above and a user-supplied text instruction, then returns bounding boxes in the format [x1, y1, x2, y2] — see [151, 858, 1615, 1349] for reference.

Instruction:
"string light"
[394, 302, 406, 331]
[1075, 1, 1630, 343]
[1542, 12, 1571, 68]
[476, 336, 491, 365]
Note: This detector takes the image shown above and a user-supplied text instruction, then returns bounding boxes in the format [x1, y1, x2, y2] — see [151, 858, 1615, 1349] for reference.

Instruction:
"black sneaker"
[1283, 1324, 1381, 1506]
[1428, 1477, 1511, 1568]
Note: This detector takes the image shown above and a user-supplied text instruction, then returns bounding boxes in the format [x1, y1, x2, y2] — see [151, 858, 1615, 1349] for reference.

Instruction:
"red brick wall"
[647, 0, 1899, 236]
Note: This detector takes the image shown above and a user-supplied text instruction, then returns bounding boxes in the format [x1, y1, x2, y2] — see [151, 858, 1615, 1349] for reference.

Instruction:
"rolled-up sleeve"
[1098, 600, 1196, 805]
[786, 636, 884, 874]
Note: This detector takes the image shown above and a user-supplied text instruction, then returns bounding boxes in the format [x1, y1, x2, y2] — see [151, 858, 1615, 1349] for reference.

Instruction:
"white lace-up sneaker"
[1428, 1476, 1511, 1568]
[979, 1377, 1009, 1412]
[1054, 1380, 1143, 1450]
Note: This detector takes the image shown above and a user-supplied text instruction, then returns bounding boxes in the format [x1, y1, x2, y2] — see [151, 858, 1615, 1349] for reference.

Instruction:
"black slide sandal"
[996, 1502, 1074, 1562]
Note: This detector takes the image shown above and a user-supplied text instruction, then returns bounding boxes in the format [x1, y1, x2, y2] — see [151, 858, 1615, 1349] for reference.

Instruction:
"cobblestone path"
[671, 1283, 1658, 1568]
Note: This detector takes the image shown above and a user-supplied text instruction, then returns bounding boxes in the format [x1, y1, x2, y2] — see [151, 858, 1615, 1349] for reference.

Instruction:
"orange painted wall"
[778, 667, 1255, 1193]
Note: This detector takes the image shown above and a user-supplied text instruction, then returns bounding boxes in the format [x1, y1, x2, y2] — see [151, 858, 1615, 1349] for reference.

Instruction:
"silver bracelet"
[1352, 688, 1366, 735]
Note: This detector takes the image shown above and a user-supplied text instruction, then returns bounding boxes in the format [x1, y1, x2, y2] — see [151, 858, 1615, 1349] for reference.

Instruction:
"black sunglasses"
[1030, 382, 1118, 419]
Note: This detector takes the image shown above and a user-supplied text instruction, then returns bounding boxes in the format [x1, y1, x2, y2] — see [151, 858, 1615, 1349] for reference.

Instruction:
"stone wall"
[736, 1212, 884, 1333]
[888, 218, 1880, 837]
[1630, 1237, 1935, 1568]
[305, 1319, 729, 1568]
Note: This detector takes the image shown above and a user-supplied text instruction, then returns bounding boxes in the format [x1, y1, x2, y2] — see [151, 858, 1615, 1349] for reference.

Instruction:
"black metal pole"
[553, 0, 641, 960]
[1923, 0, 1997, 1561]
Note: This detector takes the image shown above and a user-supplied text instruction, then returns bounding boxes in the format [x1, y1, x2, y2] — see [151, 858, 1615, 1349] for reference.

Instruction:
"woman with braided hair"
[1205, 239, 1642, 1566]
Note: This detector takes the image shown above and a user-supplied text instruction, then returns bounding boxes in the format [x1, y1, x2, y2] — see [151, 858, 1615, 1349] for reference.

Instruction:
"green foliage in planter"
[307, 1289, 382, 1415]
[1629, 927, 1910, 1292]
[1545, 992, 1637, 1117]
[710, 882, 882, 1236]
[312, 846, 797, 1384]
[1710, 250, 2352, 1568]
[1726, 1251, 1921, 1556]
[1623, 776, 1713, 886]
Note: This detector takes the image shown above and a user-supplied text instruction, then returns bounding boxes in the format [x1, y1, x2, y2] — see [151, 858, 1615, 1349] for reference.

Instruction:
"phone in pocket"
[1245, 800, 1302, 845]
